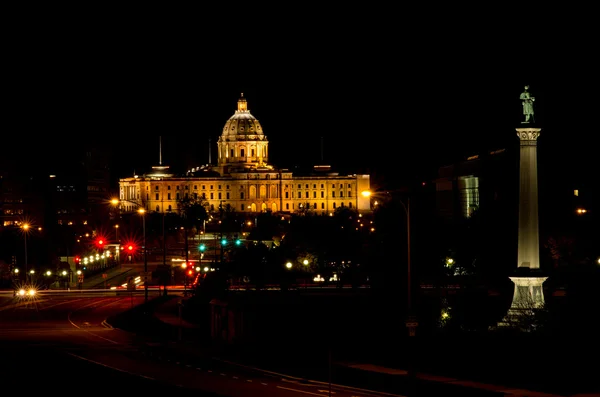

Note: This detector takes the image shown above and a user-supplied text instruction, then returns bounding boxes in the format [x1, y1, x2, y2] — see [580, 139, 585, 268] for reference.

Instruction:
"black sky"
[4, 11, 598, 192]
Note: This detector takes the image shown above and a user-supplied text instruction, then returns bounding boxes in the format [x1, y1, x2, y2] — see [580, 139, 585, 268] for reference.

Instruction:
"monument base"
[497, 276, 548, 329]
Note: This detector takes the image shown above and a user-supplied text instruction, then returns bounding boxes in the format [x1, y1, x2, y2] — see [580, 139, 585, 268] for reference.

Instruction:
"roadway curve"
[0, 293, 406, 397]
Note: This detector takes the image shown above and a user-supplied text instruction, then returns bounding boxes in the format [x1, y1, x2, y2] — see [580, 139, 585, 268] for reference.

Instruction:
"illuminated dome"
[220, 93, 266, 142]
[217, 93, 269, 168]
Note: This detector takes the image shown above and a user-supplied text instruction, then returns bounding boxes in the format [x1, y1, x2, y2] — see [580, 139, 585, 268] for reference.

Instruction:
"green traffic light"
[199, 244, 206, 252]
[221, 239, 227, 245]
[235, 239, 241, 246]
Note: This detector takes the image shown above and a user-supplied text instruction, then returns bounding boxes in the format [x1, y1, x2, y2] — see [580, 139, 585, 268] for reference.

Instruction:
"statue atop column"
[520, 85, 535, 123]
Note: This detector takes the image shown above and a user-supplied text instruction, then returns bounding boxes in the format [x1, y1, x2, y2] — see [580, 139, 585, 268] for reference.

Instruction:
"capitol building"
[118, 94, 371, 216]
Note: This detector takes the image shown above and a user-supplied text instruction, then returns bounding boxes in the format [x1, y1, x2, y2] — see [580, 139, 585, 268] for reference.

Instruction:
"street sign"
[102, 273, 108, 279]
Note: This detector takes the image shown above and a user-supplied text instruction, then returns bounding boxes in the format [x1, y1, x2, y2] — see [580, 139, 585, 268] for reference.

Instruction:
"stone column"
[509, 127, 547, 310]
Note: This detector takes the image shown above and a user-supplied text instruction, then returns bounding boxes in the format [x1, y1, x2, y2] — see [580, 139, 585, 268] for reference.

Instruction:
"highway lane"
[0, 295, 406, 397]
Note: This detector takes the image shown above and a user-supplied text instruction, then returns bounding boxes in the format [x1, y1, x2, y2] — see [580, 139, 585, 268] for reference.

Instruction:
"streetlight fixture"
[362, 190, 417, 380]
[21, 223, 30, 283]
[138, 207, 148, 303]
[111, 198, 149, 303]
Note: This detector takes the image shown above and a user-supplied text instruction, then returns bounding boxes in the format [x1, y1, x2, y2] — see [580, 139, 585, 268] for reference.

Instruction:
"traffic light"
[235, 238, 242, 246]
[221, 238, 227, 246]
[96, 238, 105, 249]
[199, 243, 206, 252]
[127, 244, 134, 252]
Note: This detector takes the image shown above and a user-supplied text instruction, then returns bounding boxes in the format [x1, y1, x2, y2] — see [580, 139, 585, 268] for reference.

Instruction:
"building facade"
[118, 94, 371, 215]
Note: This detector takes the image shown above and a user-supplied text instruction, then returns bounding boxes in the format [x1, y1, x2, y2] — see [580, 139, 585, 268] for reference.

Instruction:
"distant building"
[434, 148, 515, 223]
[118, 94, 371, 215]
[0, 148, 112, 266]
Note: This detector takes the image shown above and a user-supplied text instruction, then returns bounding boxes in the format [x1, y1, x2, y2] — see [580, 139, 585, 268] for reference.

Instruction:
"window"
[240, 192, 244, 199]
[321, 191, 324, 198]
[286, 203, 289, 210]
[194, 193, 198, 199]
[226, 192, 230, 199]
[332, 184, 336, 188]
[155, 193, 159, 200]
[210, 193, 214, 199]
[218, 193, 222, 199]
[241, 149, 245, 157]
[194, 185, 197, 190]
[313, 184, 316, 188]
[321, 203, 324, 209]
[176, 193, 180, 200]
[156, 206, 159, 211]
[230, 149, 234, 157]
[340, 191, 344, 198]
[333, 202, 336, 209]
[298, 184, 301, 189]
[332, 192, 336, 198]
[167, 186, 171, 190]
[313, 191, 316, 198]
[168, 193, 171, 200]
[218, 185, 221, 189]
[202, 185, 206, 190]
[285, 192, 289, 198]
[305, 184, 309, 189]
[155, 186, 159, 191]
[305, 192, 309, 198]
[168, 205, 172, 211]
[321, 184, 324, 189]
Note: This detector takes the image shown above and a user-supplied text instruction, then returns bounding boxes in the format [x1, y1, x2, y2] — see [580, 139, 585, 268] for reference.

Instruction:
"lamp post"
[22, 224, 30, 283]
[111, 198, 149, 303]
[139, 208, 148, 303]
[363, 190, 417, 391]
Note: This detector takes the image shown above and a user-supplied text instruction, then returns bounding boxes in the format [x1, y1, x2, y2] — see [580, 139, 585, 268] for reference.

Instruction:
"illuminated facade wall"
[118, 95, 371, 215]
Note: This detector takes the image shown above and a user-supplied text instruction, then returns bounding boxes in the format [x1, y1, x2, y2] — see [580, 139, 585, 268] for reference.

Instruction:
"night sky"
[4, 14, 597, 194]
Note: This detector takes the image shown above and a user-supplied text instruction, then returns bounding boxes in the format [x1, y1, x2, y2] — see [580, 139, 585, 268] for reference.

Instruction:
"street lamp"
[21, 224, 30, 283]
[111, 198, 149, 303]
[362, 189, 417, 385]
[139, 208, 148, 303]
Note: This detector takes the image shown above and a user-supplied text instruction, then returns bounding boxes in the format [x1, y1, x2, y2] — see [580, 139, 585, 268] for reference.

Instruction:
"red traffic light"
[128, 245, 134, 251]
[96, 238, 105, 247]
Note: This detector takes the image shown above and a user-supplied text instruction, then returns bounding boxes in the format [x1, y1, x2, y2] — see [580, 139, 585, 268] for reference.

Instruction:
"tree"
[177, 196, 209, 230]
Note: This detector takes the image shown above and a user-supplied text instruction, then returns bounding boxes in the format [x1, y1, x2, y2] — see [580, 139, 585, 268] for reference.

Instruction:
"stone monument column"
[509, 127, 547, 310]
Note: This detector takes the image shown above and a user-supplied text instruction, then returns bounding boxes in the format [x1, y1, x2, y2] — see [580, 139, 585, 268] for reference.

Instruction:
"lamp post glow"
[363, 189, 417, 383]
[139, 208, 148, 303]
[22, 224, 30, 282]
[111, 198, 149, 303]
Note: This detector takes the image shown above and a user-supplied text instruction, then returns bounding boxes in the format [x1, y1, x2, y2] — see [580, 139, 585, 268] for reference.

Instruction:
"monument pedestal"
[498, 275, 548, 327]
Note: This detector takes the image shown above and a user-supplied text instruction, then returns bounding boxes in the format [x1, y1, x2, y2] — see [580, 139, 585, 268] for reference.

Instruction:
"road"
[0, 294, 408, 397]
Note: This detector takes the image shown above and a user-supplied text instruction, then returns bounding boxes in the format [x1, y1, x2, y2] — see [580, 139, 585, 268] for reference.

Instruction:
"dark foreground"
[111, 294, 600, 396]
[1, 342, 216, 394]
